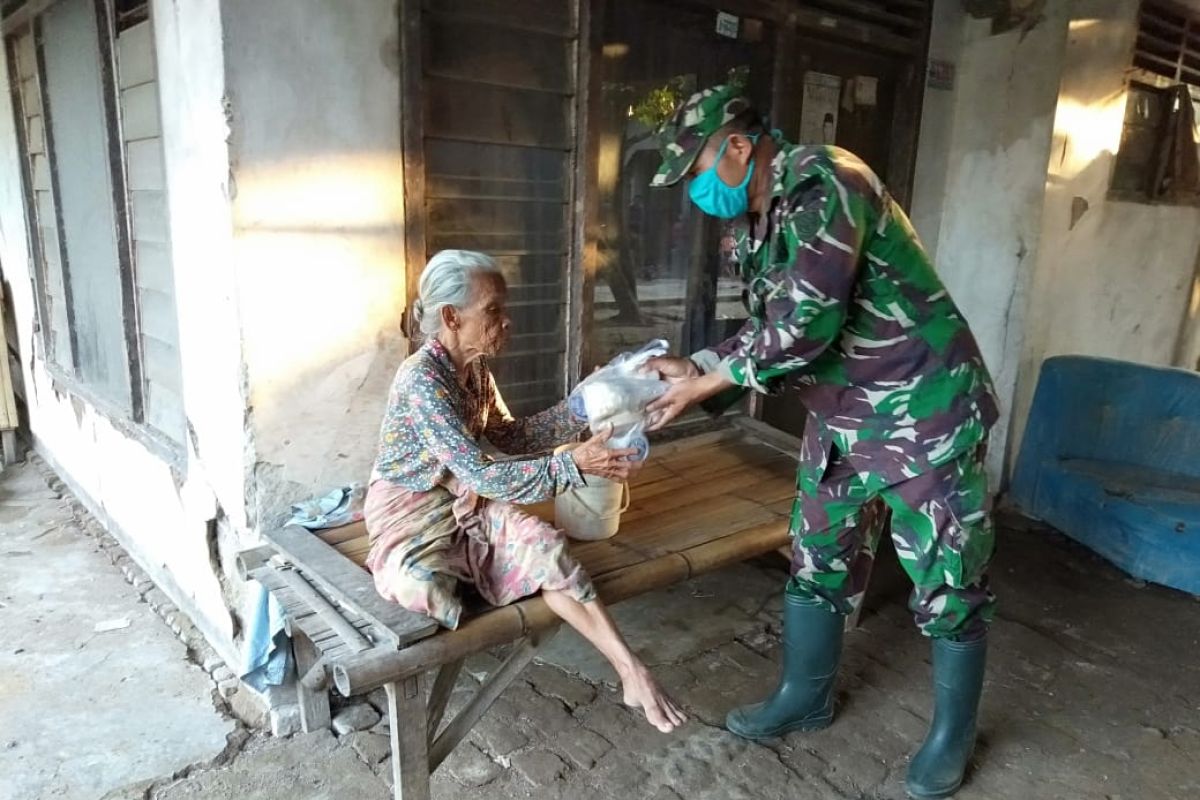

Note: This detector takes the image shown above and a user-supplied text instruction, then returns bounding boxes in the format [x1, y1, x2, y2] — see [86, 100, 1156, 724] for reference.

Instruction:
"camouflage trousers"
[786, 445, 996, 640]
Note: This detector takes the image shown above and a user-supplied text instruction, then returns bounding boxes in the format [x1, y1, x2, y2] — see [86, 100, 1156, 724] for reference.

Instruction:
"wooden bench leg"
[428, 625, 559, 771]
[386, 674, 430, 800]
[426, 658, 464, 741]
[293, 631, 331, 733]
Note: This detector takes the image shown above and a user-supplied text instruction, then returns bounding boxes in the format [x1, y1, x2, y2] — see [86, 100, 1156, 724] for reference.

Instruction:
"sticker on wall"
[928, 60, 956, 90]
[799, 72, 841, 146]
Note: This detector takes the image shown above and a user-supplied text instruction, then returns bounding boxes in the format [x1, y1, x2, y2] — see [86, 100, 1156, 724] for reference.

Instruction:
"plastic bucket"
[553, 444, 631, 541]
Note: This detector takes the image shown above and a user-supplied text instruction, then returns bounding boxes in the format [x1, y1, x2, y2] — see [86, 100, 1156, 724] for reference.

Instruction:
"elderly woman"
[366, 250, 685, 733]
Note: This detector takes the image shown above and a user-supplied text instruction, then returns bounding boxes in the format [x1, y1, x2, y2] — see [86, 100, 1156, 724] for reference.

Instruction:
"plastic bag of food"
[568, 339, 669, 461]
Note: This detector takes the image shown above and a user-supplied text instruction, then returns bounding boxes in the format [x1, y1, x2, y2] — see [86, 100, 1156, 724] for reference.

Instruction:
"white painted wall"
[1012, 0, 1200, 452]
[220, 0, 409, 530]
[910, 1, 1071, 485]
[0, 0, 248, 665]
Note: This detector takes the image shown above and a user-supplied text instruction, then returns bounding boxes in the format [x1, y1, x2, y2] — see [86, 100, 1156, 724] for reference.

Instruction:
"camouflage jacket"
[692, 142, 999, 484]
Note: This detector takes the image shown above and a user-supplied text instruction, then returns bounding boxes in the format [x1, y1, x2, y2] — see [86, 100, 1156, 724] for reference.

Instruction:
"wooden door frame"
[398, 0, 426, 351]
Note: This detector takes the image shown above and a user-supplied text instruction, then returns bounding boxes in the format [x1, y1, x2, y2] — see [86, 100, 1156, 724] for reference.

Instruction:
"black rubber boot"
[906, 636, 988, 799]
[725, 592, 844, 740]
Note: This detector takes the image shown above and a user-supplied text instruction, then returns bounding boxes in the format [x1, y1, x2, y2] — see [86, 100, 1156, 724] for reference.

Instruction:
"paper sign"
[799, 72, 841, 146]
[716, 11, 739, 39]
[855, 76, 878, 107]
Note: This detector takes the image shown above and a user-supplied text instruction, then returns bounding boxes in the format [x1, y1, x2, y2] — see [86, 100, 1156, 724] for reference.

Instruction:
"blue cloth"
[240, 580, 291, 691]
[287, 485, 365, 530]
[240, 484, 365, 688]
[1010, 356, 1200, 594]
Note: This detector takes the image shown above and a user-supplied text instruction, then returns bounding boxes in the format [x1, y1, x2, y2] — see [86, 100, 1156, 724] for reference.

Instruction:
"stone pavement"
[4, 456, 1199, 800]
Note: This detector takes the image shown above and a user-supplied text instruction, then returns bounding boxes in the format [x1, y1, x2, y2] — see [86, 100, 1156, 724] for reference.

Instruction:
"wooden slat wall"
[11, 30, 71, 366]
[795, 0, 930, 55]
[1135, 0, 1200, 87]
[419, 0, 578, 415]
[116, 19, 183, 443]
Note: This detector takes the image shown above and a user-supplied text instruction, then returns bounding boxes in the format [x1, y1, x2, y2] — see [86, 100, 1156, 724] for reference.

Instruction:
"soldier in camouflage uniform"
[644, 85, 998, 799]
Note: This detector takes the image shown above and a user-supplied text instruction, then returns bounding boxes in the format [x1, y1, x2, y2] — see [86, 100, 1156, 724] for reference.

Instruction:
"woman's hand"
[571, 427, 640, 481]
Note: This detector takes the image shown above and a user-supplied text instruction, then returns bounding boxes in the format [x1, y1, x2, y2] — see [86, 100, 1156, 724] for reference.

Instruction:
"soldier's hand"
[645, 371, 734, 431]
[643, 356, 699, 385]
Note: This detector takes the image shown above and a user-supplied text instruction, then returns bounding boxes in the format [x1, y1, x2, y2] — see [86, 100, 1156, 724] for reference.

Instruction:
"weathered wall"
[908, 0, 966, 262]
[0, 0, 248, 665]
[1012, 0, 1200, 454]
[910, 1, 1071, 485]
[220, 0, 408, 529]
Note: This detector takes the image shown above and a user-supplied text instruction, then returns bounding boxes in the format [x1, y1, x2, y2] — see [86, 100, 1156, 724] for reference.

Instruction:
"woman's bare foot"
[617, 661, 687, 733]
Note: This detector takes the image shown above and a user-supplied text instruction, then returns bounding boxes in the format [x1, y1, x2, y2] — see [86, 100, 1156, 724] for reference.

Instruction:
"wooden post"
[292, 631, 331, 733]
[1, 430, 18, 467]
[386, 674, 430, 800]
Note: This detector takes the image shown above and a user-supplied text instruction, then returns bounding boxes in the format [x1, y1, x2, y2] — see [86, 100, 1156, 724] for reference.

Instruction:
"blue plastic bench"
[1010, 356, 1200, 595]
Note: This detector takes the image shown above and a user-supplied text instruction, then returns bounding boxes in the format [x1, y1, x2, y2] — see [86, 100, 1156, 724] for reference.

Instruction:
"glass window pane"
[42, 0, 131, 407]
[586, 0, 773, 370]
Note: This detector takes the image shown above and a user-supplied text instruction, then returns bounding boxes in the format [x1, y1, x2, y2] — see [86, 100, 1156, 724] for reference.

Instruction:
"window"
[584, 0, 773, 373]
[1110, 0, 1200, 204]
[403, 0, 578, 417]
[5, 0, 184, 445]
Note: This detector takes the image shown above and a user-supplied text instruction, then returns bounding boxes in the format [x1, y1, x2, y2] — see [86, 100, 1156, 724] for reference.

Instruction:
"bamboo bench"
[238, 422, 800, 800]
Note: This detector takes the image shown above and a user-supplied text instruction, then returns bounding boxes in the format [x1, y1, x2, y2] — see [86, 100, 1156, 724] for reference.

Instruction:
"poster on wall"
[799, 71, 841, 145]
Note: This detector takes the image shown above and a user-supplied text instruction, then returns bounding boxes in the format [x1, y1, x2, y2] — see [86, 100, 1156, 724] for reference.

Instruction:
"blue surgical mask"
[688, 134, 760, 219]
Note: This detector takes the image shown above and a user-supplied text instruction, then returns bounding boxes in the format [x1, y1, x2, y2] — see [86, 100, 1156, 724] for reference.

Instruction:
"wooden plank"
[20, 77, 41, 115]
[142, 336, 182, 392]
[622, 459, 794, 520]
[733, 416, 804, 457]
[624, 496, 779, 559]
[120, 82, 161, 141]
[385, 675, 431, 800]
[116, 19, 155, 89]
[125, 137, 164, 189]
[317, 521, 369, 546]
[130, 189, 168, 243]
[133, 240, 174, 294]
[274, 567, 373, 654]
[423, 0, 575, 36]
[424, 77, 571, 150]
[424, 15, 571, 94]
[294, 631, 332, 733]
[264, 524, 438, 647]
[572, 539, 647, 577]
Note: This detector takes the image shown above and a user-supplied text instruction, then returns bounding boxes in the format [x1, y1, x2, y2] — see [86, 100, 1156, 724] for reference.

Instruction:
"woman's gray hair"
[412, 250, 502, 336]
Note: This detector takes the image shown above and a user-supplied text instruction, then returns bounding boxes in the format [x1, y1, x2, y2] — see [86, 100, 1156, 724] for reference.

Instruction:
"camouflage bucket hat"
[651, 84, 752, 188]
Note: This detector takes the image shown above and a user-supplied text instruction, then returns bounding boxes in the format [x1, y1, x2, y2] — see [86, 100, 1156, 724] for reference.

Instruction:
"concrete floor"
[0, 461, 235, 800]
[3, 458, 1198, 800]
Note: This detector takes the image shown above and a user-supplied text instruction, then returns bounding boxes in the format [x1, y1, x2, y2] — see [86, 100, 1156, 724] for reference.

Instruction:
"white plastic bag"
[568, 339, 668, 461]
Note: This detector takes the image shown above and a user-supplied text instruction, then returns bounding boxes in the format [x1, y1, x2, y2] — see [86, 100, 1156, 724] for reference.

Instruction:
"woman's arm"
[411, 375, 584, 503]
[484, 371, 586, 455]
